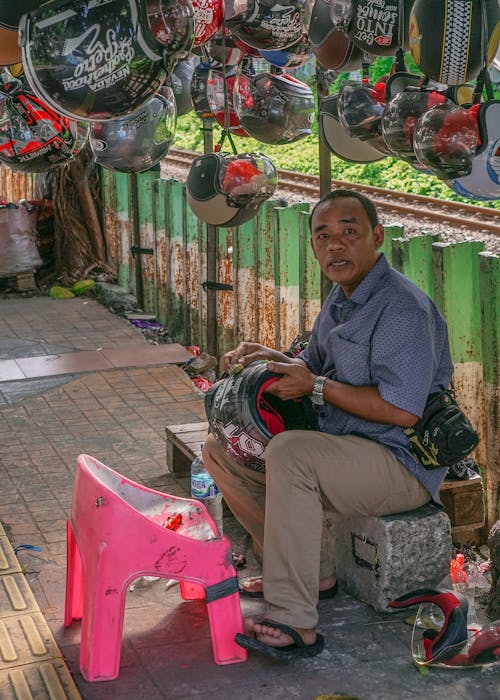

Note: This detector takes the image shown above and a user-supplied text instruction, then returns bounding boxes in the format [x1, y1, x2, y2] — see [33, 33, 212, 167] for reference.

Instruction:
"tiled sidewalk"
[1, 295, 499, 700]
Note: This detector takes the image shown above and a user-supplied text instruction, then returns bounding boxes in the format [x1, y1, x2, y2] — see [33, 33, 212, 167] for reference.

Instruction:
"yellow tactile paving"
[0, 537, 22, 576]
[0, 659, 81, 699]
[0, 573, 40, 619]
[0, 525, 81, 699]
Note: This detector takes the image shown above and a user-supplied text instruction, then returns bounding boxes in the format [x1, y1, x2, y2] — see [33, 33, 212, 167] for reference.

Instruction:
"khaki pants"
[203, 430, 430, 630]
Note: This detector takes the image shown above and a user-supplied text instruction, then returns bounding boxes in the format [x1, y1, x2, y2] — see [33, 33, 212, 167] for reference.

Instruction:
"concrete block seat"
[326, 504, 453, 611]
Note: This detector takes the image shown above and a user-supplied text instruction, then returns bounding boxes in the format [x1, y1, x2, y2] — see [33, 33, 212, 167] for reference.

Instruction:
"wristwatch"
[310, 376, 328, 405]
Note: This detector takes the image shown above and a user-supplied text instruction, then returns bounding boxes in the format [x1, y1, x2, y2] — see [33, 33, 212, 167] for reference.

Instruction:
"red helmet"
[233, 71, 314, 144]
[0, 72, 88, 172]
[413, 103, 480, 180]
[206, 68, 249, 137]
[337, 80, 391, 154]
[186, 152, 277, 227]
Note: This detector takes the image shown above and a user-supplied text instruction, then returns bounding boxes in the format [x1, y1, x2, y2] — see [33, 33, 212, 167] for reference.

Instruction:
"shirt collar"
[332, 253, 389, 306]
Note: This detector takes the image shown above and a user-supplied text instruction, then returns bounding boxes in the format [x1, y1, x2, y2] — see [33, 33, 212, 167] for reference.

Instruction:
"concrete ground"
[0, 293, 498, 700]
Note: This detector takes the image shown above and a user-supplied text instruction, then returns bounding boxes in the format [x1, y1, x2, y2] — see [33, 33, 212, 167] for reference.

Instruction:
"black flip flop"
[238, 576, 339, 600]
[235, 619, 324, 661]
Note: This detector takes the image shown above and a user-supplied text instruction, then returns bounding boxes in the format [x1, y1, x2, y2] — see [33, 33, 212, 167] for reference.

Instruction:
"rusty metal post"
[316, 65, 333, 304]
[203, 118, 218, 357]
[129, 172, 144, 310]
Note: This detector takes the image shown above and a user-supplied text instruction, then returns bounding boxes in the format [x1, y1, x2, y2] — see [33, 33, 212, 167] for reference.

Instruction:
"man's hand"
[220, 342, 290, 373]
[264, 361, 316, 400]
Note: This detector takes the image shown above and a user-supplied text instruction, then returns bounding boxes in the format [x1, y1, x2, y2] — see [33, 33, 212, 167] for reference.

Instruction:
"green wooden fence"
[101, 171, 500, 527]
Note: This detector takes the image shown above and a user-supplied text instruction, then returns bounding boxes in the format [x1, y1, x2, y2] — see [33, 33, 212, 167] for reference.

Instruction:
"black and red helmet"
[190, 61, 215, 119]
[206, 67, 249, 136]
[225, 0, 307, 51]
[413, 102, 480, 180]
[337, 79, 390, 154]
[186, 152, 277, 227]
[233, 71, 314, 144]
[0, 72, 88, 172]
[144, 0, 195, 73]
[89, 88, 176, 173]
[204, 361, 316, 471]
[19, 0, 167, 122]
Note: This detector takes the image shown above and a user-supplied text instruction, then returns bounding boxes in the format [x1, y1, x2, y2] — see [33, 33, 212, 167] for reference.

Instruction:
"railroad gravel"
[161, 162, 500, 254]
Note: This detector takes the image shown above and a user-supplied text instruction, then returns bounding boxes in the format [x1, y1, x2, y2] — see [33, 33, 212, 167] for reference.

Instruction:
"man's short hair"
[309, 189, 379, 231]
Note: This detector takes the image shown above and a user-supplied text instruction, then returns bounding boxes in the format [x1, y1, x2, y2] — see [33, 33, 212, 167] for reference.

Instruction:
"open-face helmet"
[409, 0, 500, 85]
[204, 361, 316, 471]
[319, 93, 386, 163]
[381, 73, 448, 167]
[233, 71, 314, 144]
[337, 80, 391, 154]
[0, 71, 88, 172]
[225, 0, 307, 51]
[19, 0, 166, 122]
[186, 152, 277, 227]
[206, 68, 249, 136]
[89, 89, 176, 173]
[330, 0, 414, 56]
[308, 0, 363, 71]
[413, 102, 480, 181]
[446, 100, 500, 200]
[143, 0, 195, 73]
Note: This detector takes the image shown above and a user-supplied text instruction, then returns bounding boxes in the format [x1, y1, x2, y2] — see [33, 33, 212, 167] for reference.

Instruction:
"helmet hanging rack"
[216, 20, 238, 155]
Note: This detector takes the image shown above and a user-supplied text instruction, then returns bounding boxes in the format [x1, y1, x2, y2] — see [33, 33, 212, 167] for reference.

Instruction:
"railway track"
[165, 148, 500, 239]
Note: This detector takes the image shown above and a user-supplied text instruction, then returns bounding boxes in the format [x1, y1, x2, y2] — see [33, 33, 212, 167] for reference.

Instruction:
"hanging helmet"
[206, 67, 249, 136]
[381, 73, 448, 167]
[0, 74, 88, 172]
[413, 102, 480, 181]
[337, 80, 391, 154]
[169, 56, 196, 116]
[203, 31, 244, 67]
[143, 0, 196, 73]
[89, 89, 176, 173]
[308, 0, 363, 71]
[446, 100, 500, 201]
[186, 152, 277, 227]
[225, 0, 308, 51]
[190, 0, 223, 47]
[0, 1, 43, 65]
[330, 0, 414, 57]
[409, 0, 500, 86]
[319, 93, 386, 163]
[233, 71, 314, 144]
[190, 61, 215, 119]
[259, 34, 311, 69]
[204, 361, 316, 471]
[19, 0, 166, 122]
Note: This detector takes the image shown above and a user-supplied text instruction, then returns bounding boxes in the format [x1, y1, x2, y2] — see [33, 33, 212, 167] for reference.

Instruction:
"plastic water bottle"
[190, 450, 223, 535]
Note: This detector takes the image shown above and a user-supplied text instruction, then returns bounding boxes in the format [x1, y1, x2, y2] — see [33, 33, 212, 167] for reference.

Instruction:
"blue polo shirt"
[300, 253, 454, 504]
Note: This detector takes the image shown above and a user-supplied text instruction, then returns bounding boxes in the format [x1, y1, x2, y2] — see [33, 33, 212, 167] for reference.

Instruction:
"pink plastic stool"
[64, 454, 247, 681]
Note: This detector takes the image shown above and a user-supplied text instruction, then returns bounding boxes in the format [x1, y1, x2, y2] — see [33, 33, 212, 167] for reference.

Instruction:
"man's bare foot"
[239, 574, 337, 596]
[244, 616, 317, 648]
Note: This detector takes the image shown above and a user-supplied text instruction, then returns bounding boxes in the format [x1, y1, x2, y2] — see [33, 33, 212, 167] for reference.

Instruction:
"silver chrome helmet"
[89, 89, 176, 173]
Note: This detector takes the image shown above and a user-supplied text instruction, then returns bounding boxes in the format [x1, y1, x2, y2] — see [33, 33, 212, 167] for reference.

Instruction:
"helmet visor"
[338, 80, 386, 141]
[219, 153, 277, 204]
[414, 103, 479, 180]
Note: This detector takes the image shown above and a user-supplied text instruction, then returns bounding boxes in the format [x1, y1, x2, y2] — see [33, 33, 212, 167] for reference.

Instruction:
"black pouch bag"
[404, 389, 479, 469]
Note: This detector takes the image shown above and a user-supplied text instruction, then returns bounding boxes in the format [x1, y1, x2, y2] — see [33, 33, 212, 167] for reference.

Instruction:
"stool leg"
[206, 593, 247, 665]
[79, 557, 127, 681]
[64, 521, 83, 626]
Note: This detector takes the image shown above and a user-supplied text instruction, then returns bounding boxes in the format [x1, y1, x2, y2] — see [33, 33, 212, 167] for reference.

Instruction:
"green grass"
[173, 110, 500, 209]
